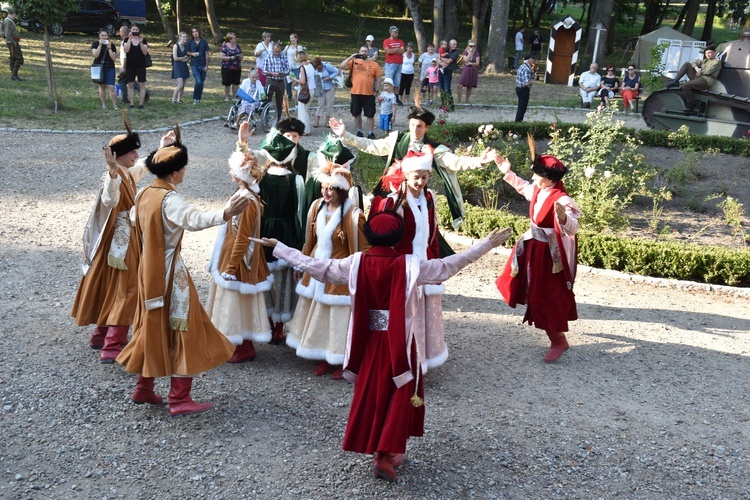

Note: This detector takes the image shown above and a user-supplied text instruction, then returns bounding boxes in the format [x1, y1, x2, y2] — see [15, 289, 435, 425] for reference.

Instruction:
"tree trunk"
[154, 0, 175, 41]
[532, 0, 555, 29]
[444, 0, 459, 41]
[656, 0, 671, 26]
[700, 0, 716, 41]
[433, 0, 444, 46]
[204, 0, 223, 43]
[673, 1, 688, 31]
[404, 0, 428, 54]
[680, 0, 700, 37]
[584, 0, 614, 64]
[176, 0, 182, 34]
[470, 0, 491, 51]
[42, 26, 59, 111]
[484, 0, 511, 74]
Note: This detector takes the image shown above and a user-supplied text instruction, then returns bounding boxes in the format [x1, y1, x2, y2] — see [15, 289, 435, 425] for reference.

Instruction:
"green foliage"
[641, 42, 668, 93]
[717, 196, 747, 244]
[437, 196, 750, 287]
[14, 0, 79, 25]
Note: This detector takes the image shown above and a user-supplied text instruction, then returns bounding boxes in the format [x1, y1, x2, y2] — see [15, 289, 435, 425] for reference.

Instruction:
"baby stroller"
[225, 85, 277, 133]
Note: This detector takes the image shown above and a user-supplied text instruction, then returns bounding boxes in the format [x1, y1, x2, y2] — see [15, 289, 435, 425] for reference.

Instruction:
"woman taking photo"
[92, 30, 118, 110]
[123, 25, 149, 109]
[220, 32, 243, 101]
[171, 31, 190, 104]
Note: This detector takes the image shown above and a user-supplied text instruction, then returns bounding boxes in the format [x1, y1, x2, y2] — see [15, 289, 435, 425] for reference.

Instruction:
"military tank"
[642, 30, 750, 138]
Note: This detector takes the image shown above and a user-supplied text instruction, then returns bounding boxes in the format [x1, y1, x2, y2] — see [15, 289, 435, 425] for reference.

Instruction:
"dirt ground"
[1, 109, 750, 497]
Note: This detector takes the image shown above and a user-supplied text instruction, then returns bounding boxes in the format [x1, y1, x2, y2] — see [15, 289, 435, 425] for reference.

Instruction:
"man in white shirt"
[514, 27, 525, 70]
[578, 63, 601, 108]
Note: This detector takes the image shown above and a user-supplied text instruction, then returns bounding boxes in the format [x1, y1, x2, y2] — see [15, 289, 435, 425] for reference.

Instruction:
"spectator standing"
[578, 62, 601, 108]
[263, 42, 289, 125]
[437, 39, 459, 112]
[399, 42, 416, 105]
[365, 35, 379, 61]
[515, 54, 536, 122]
[2, 5, 23, 81]
[254, 32, 273, 86]
[220, 32, 243, 101]
[311, 56, 338, 128]
[530, 28, 544, 60]
[382, 26, 405, 104]
[92, 30, 118, 109]
[171, 31, 190, 104]
[283, 33, 305, 101]
[418, 43, 437, 103]
[514, 26, 525, 70]
[123, 25, 149, 109]
[117, 26, 141, 105]
[457, 40, 480, 104]
[340, 46, 382, 139]
[620, 65, 641, 112]
[378, 77, 397, 133]
[188, 26, 210, 105]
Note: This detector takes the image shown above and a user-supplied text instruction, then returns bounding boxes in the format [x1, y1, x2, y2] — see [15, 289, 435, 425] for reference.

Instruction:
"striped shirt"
[263, 54, 289, 79]
[516, 62, 533, 88]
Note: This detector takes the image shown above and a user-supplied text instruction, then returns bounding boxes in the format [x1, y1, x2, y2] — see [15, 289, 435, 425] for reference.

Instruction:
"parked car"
[19, 0, 121, 36]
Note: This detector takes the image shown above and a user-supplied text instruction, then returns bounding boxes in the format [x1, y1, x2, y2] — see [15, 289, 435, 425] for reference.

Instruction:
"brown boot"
[168, 377, 213, 417]
[270, 322, 286, 344]
[89, 326, 107, 349]
[100, 325, 128, 364]
[227, 340, 256, 363]
[544, 332, 569, 363]
[132, 375, 163, 405]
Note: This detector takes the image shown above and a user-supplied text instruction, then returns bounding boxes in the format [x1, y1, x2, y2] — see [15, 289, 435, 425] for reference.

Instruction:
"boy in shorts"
[378, 77, 397, 133]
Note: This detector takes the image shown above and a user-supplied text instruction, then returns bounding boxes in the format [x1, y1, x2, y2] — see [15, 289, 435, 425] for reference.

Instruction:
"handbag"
[297, 67, 311, 103]
[144, 53, 153, 68]
[91, 63, 104, 84]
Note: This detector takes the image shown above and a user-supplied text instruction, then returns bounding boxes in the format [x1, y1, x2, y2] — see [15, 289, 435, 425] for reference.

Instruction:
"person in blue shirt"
[187, 26, 211, 104]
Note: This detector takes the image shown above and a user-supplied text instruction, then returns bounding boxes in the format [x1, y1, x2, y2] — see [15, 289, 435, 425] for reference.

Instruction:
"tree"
[153, 0, 175, 42]
[469, 0, 491, 51]
[204, 0, 223, 43]
[674, 0, 700, 36]
[433, 0, 445, 46]
[404, 0, 429, 54]
[583, 0, 614, 63]
[701, 0, 717, 41]
[484, 0, 511, 74]
[13, 0, 78, 110]
[641, 0, 668, 34]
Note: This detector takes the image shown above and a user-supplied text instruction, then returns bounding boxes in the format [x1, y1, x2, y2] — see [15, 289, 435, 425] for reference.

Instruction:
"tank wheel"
[642, 89, 687, 130]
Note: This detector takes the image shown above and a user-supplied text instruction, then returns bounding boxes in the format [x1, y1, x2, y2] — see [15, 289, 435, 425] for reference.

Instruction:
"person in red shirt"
[382, 26, 406, 105]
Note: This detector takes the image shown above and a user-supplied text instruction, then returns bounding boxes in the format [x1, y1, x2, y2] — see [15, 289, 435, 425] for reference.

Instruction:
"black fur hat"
[108, 111, 141, 157]
[145, 124, 188, 177]
[406, 106, 435, 126]
[276, 117, 306, 136]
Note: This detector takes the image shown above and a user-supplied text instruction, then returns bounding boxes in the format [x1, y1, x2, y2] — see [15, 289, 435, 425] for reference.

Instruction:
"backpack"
[0, 17, 7, 39]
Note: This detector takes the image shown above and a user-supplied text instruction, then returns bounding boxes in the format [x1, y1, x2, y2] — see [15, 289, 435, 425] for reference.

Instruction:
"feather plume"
[282, 95, 290, 119]
[526, 132, 537, 163]
[174, 122, 182, 143]
[414, 89, 422, 110]
[122, 110, 132, 135]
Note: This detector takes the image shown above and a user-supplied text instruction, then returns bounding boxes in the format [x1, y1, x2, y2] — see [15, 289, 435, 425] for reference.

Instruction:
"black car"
[20, 0, 121, 36]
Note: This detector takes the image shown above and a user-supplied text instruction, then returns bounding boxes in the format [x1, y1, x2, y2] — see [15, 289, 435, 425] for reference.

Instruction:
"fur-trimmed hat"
[313, 136, 355, 190]
[276, 117, 306, 137]
[531, 155, 568, 182]
[145, 123, 188, 178]
[364, 211, 405, 247]
[316, 135, 355, 168]
[261, 128, 297, 165]
[228, 150, 263, 187]
[108, 111, 141, 157]
[400, 146, 434, 173]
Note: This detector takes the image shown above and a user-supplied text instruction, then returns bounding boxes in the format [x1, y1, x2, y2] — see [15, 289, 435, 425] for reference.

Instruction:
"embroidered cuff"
[393, 371, 414, 388]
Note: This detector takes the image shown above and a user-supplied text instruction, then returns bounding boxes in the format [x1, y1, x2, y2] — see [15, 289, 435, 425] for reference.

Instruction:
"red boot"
[227, 340, 256, 363]
[132, 375, 163, 405]
[314, 361, 332, 376]
[270, 322, 286, 344]
[100, 325, 129, 364]
[372, 452, 397, 482]
[89, 326, 107, 349]
[392, 453, 405, 468]
[330, 366, 344, 380]
[168, 377, 213, 417]
[544, 332, 569, 363]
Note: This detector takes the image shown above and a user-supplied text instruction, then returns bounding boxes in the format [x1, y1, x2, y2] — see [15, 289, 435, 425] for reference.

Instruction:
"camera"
[354, 54, 367, 60]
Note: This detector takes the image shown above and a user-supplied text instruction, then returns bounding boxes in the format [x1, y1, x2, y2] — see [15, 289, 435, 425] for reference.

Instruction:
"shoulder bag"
[91, 42, 106, 84]
[297, 66, 311, 103]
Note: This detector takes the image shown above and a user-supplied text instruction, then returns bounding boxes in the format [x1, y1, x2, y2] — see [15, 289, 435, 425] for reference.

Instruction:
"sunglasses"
[628, 67, 635, 70]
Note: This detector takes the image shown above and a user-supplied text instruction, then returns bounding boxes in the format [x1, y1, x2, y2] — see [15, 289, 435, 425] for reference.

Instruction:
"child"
[233, 69, 265, 129]
[426, 60, 439, 104]
[437, 40, 448, 75]
[494, 149, 580, 363]
[378, 77, 397, 133]
[252, 213, 512, 482]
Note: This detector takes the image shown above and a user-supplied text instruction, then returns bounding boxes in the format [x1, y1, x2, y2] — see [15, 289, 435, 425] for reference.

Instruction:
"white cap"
[365, 35, 375, 42]
[382, 77, 394, 86]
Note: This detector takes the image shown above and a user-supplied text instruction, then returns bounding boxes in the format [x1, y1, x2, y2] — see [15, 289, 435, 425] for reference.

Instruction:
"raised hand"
[329, 117, 345, 137]
[555, 202, 568, 225]
[486, 227, 513, 248]
[494, 154, 511, 174]
[159, 130, 176, 148]
[478, 146, 496, 163]
[223, 191, 250, 220]
[238, 121, 255, 144]
[104, 146, 118, 178]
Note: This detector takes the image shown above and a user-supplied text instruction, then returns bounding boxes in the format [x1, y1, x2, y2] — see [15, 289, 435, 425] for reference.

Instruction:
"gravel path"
[1, 115, 749, 498]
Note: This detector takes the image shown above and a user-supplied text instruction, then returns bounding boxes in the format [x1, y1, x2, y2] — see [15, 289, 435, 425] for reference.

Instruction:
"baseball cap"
[383, 77, 394, 86]
[365, 34, 374, 42]
[407, 42, 414, 46]
[389, 26, 399, 32]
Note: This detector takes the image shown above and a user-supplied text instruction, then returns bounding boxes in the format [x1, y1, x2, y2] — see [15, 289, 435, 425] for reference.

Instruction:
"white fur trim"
[244, 329, 272, 343]
[423, 283, 446, 296]
[405, 190, 429, 260]
[267, 166, 292, 176]
[208, 223, 275, 295]
[224, 334, 244, 346]
[267, 257, 291, 271]
[421, 345, 449, 373]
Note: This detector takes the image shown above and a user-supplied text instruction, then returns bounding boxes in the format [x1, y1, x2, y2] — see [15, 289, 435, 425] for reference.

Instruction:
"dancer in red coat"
[252, 212, 512, 482]
[495, 152, 580, 362]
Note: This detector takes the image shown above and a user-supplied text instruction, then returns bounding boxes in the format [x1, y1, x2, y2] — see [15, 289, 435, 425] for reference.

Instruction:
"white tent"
[632, 26, 701, 72]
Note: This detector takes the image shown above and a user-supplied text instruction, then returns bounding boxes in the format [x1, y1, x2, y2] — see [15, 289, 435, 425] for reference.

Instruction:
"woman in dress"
[457, 40, 480, 104]
[171, 31, 190, 104]
[287, 138, 368, 379]
[620, 65, 640, 112]
[283, 33, 305, 101]
[372, 146, 448, 372]
[292, 51, 316, 135]
[398, 42, 416, 106]
[206, 151, 273, 363]
[116, 125, 249, 417]
[92, 30, 118, 109]
[220, 32, 243, 101]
